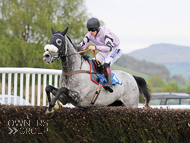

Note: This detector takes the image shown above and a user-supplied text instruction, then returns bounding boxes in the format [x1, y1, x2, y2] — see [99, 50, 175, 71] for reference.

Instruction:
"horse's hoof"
[53, 103, 62, 110]
[45, 109, 54, 118]
[145, 103, 150, 108]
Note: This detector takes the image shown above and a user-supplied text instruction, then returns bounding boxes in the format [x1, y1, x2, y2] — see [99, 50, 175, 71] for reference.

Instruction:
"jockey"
[78, 18, 122, 93]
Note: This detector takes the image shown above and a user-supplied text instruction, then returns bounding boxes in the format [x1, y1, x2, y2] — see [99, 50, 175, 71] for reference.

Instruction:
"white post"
[37, 74, 41, 106]
[49, 74, 52, 102]
[31, 73, 35, 106]
[20, 73, 24, 105]
[54, 75, 58, 88]
[43, 74, 47, 106]
[2, 73, 6, 104]
[14, 73, 18, 105]
[8, 73, 12, 105]
[25, 73, 30, 105]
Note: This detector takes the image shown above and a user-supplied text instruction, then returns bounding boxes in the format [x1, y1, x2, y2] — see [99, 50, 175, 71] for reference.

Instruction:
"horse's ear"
[51, 27, 56, 35]
[61, 27, 69, 36]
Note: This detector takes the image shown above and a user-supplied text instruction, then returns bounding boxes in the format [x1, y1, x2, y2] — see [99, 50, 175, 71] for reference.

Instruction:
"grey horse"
[43, 27, 151, 117]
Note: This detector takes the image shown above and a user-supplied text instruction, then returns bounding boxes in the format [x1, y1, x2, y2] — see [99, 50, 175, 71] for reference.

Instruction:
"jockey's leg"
[103, 46, 123, 93]
[105, 46, 122, 65]
[103, 63, 113, 93]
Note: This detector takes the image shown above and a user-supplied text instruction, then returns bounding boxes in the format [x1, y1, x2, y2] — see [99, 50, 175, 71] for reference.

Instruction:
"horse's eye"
[56, 39, 62, 46]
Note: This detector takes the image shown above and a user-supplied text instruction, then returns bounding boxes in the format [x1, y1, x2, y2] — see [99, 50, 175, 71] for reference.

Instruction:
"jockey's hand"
[88, 45, 96, 51]
[76, 45, 82, 51]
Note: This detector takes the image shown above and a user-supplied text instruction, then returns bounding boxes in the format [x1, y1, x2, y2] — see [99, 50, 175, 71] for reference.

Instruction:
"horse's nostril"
[45, 54, 50, 58]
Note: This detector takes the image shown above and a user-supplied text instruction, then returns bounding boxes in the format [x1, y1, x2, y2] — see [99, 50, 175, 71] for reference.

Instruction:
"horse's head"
[43, 27, 69, 64]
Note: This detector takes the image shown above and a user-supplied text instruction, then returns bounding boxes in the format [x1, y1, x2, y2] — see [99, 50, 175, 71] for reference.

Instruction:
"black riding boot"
[103, 63, 113, 93]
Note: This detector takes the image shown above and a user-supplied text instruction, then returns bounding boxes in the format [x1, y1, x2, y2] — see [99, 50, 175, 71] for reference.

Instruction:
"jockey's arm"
[96, 35, 114, 52]
[77, 34, 90, 50]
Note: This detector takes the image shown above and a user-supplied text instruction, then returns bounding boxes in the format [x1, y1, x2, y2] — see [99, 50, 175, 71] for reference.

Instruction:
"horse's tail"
[133, 75, 151, 107]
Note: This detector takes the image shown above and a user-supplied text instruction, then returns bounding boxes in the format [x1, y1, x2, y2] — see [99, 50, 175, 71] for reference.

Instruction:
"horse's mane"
[66, 36, 89, 61]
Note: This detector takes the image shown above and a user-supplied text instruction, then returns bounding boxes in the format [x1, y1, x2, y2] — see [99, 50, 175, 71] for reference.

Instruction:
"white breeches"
[93, 46, 122, 65]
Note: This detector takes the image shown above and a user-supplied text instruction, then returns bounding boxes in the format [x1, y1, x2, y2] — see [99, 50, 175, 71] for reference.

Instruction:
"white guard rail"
[0, 67, 62, 106]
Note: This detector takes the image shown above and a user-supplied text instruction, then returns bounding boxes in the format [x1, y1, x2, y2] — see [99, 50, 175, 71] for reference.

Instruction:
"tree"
[186, 85, 190, 93]
[147, 81, 154, 93]
[0, 0, 88, 69]
[170, 75, 185, 84]
[148, 76, 165, 88]
[162, 82, 179, 92]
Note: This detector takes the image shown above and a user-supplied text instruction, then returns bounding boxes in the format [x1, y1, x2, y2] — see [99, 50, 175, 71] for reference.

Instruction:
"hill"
[114, 54, 170, 80]
[112, 64, 150, 80]
[128, 43, 190, 79]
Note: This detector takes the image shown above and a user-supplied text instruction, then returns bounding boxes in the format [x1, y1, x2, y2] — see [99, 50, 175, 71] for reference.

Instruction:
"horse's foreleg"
[49, 87, 69, 111]
[45, 85, 58, 104]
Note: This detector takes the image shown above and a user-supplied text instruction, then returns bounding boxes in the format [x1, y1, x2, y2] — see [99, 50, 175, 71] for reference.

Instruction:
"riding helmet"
[86, 18, 100, 29]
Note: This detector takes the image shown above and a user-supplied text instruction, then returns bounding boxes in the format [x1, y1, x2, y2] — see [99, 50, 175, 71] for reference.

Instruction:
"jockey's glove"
[76, 45, 82, 51]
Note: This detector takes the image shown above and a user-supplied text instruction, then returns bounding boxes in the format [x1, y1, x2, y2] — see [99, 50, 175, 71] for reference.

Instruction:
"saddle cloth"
[88, 59, 122, 86]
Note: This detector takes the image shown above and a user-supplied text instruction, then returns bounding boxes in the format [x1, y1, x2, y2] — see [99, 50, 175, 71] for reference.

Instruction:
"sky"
[85, 0, 190, 54]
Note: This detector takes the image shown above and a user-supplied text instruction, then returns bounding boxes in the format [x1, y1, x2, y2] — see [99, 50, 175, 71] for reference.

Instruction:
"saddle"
[91, 60, 105, 74]
[88, 59, 122, 106]
[88, 59, 105, 85]
[88, 59, 122, 86]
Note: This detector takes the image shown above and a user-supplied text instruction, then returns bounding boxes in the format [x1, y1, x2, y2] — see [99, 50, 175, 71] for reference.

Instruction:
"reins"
[62, 48, 104, 76]
[66, 49, 104, 65]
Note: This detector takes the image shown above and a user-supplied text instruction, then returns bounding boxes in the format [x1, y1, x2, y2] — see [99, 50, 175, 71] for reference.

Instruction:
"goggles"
[88, 28, 96, 32]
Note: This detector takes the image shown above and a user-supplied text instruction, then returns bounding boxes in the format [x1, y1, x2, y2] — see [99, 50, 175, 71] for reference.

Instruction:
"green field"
[112, 64, 190, 92]
[112, 64, 151, 81]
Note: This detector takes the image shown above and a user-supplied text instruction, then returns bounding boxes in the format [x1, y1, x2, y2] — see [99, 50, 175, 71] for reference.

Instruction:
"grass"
[112, 64, 150, 80]
[112, 64, 190, 93]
